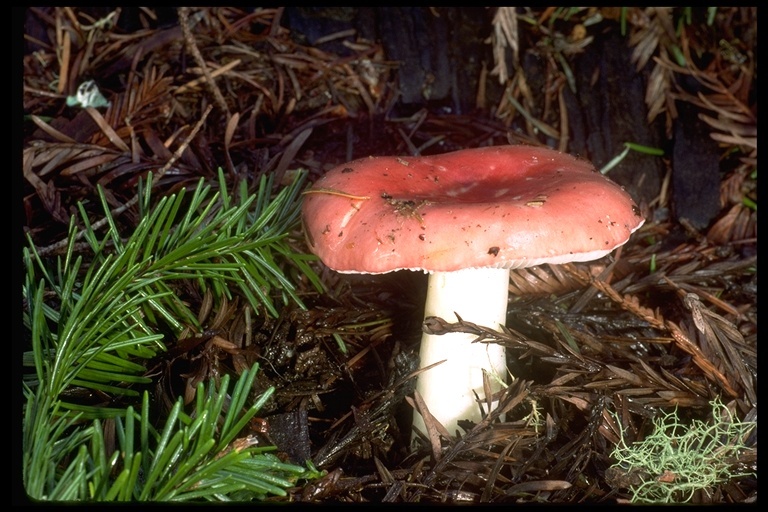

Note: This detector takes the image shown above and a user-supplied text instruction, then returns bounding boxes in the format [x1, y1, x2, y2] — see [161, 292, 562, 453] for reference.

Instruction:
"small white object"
[66, 80, 111, 108]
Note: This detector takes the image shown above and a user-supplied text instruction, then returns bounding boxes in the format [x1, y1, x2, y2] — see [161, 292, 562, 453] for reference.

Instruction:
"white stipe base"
[412, 267, 509, 440]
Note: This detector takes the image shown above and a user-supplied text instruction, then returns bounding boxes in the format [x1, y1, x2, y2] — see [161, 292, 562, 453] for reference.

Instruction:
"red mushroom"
[301, 145, 645, 438]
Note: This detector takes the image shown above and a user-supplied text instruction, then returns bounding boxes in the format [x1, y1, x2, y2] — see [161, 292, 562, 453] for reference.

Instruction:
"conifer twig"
[37, 104, 213, 257]
[177, 7, 231, 117]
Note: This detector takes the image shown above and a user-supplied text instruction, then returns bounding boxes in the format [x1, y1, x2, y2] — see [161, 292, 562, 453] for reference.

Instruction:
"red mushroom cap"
[302, 145, 645, 274]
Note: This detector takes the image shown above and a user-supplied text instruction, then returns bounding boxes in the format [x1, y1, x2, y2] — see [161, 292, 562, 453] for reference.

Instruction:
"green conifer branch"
[22, 169, 324, 500]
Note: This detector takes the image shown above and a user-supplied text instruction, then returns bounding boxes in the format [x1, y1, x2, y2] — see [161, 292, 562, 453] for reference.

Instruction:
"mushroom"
[301, 145, 645, 437]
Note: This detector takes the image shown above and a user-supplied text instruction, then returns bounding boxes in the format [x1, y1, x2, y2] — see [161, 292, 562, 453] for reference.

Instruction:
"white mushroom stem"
[412, 267, 509, 438]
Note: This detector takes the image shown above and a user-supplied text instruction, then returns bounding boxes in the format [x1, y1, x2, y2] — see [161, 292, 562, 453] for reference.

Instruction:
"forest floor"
[21, 7, 756, 504]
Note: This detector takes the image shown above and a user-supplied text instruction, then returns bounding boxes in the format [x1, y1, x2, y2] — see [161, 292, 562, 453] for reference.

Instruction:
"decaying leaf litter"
[22, 7, 756, 503]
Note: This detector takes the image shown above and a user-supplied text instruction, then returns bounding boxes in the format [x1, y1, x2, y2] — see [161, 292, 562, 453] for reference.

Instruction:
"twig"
[175, 58, 242, 95]
[177, 7, 231, 117]
[36, 105, 214, 257]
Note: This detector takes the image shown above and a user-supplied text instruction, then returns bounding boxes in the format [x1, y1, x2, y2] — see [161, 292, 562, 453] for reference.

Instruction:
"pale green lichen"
[609, 399, 756, 504]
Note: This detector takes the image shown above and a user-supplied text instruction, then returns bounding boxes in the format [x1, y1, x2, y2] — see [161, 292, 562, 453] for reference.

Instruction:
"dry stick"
[177, 7, 231, 117]
[37, 105, 214, 257]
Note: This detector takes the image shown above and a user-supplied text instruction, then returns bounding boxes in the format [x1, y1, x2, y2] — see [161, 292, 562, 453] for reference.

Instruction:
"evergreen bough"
[22, 169, 323, 500]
